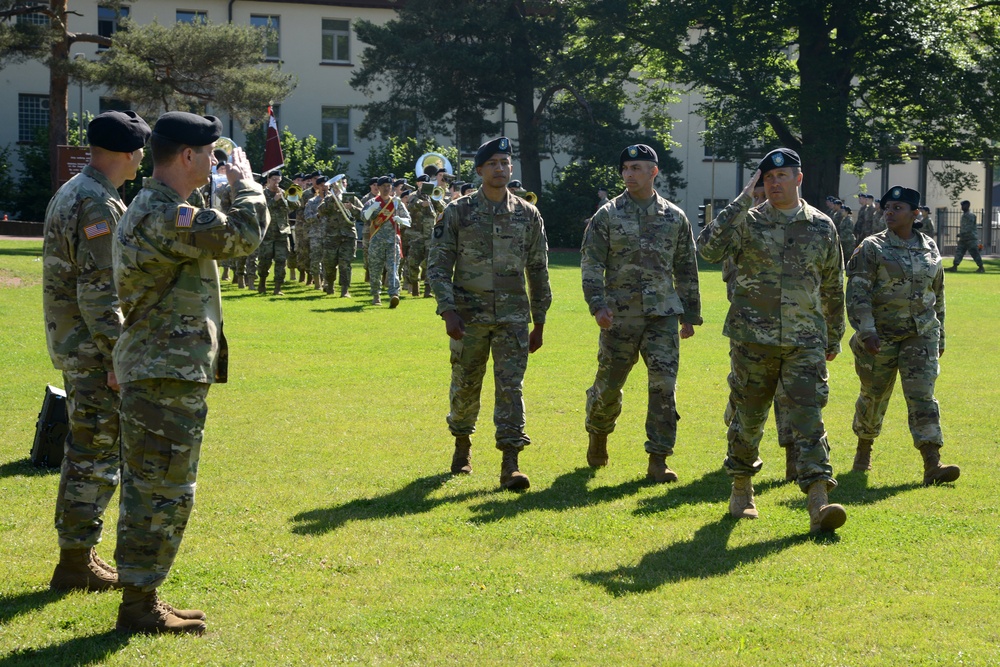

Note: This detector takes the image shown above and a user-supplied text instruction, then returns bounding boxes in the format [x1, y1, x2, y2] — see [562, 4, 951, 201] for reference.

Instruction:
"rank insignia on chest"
[176, 206, 195, 228]
[83, 220, 110, 239]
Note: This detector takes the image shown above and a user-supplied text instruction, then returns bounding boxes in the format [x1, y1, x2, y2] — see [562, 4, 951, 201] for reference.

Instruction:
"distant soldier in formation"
[580, 144, 702, 483]
[853, 193, 875, 247]
[304, 175, 329, 289]
[43, 110, 150, 592]
[258, 170, 301, 295]
[946, 200, 985, 273]
[362, 175, 410, 307]
[871, 198, 886, 234]
[112, 112, 266, 634]
[837, 205, 855, 263]
[697, 148, 847, 534]
[360, 176, 379, 282]
[428, 137, 551, 491]
[318, 174, 359, 297]
[405, 174, 445, 297]
[846, 186, 960, 485]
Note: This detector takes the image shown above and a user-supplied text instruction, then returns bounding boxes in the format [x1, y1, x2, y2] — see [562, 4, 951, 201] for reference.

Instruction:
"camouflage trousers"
[725, 341, 835, 492]
[116, 378, 209, 591]
[448, 321, 530, 450]
[585, 315, 681, 455]
[724, 362, 795, 449]
[234, 248, 258, 284]
[368, 225, 400, 297]
[405, 233, 428, 288]
[294, 225, 310, 274]
[286, 224, 298, 272]
[953, 239, 984, 268]
[850, 330, 943, 447]
[323, 235, 355, 292]
[55, 368, 121, 548]
[257, 233, 291, 284]
[309, 232, 324, 278]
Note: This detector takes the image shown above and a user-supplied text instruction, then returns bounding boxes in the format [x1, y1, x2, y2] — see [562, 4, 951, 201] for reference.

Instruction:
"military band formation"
[41, 109, 982, 635]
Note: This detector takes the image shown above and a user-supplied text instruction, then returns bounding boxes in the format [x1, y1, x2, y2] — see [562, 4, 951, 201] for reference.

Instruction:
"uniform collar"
[142, 177, 187, 203]
[614, 190, 665, 215]
[885, 228, 931, 249]
[81, 164, 120, 198]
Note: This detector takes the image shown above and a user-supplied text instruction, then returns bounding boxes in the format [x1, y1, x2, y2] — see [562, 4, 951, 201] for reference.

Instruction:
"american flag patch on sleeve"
[176, 206, 194, 228]
[83, 220, 110, 239]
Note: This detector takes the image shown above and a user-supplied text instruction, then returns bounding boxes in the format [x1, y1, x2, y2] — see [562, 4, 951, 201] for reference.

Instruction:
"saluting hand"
[742, 169, 762, 199]
[226, 147, 253, 186]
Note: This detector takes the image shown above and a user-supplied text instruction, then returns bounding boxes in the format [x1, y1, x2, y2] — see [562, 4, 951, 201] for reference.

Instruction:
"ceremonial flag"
[262, 106, 284, 175]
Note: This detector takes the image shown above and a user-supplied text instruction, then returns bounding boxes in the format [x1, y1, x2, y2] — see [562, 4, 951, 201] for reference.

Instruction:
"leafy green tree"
[580, 0, 1000, 205]
[358, 137, 473, 189]
[350, 0, 641, 195]
[243, 128, 350, 188]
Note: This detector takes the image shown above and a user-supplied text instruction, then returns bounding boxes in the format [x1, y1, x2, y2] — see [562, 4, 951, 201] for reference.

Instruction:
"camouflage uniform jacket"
[428, 189, 552, 325]
[112, 177, 266, 385]
[854, 204, 873, 241]
[580, 191, 702, 324]
[697, 192, 846, 353]
[263, 188, 300, 239]
[846, 230, 945, 351]
[42, 165, 125, 372]
[317, 193, 358, 238]
[958, 211, 978, 242]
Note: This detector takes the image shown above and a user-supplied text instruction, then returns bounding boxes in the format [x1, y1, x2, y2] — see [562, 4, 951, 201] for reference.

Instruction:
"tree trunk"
[508, 3, 542, 194]
[49, 0, 70, 194]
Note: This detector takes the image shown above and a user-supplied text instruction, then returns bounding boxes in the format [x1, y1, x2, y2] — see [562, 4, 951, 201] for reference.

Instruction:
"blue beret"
[880, 186, 920, 209]
[377, 176, 391, 185]
[87, 111, 151, 153]
[619, 144, 658, 171]
[151, 111, 222, 147]
[757, 148, 801, 174]
[475, 136, 512, 168]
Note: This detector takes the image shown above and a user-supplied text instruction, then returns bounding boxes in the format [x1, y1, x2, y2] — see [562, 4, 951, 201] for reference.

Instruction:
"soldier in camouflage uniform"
[360, 177, 379, 282]
[362, 176, 410, 307]
[697, 148, 847, 534]
[846, 186, 960, 485]
[871, 199, 886, 234]
[112, 112, 267, 635]
[580, 144, 702, 483]
[406, 176, 446, 297]
[294, 175, 315, 285]
[428, 137, 551, 491]
[946, 200, 985, 273]
[304, 176, 330, 289]
[318, 175, 359, 297]
[258, 171, 301, 295]
[853, 194, 875, 248]
[43, 111, 150, 592]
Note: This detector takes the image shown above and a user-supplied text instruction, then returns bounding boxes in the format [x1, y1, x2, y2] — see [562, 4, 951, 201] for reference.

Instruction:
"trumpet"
[285, 184, 303, 203]
[524, 191, 538, 205]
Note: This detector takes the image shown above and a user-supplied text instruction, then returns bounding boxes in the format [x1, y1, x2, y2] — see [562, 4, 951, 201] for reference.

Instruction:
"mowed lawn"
[1, 238, 998, 666]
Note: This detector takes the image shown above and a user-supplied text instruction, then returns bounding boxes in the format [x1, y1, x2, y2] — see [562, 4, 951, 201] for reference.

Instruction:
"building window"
[97, 5, 129, 47]
[17, 11, 50, 26]
[176, 10, 208, 23]
[250, 15, 280, 60]
[19, 94, 50, 142]
[99, 97, 131, 114]
[321, 19, 350, 63]
[321, 106, 350, 151]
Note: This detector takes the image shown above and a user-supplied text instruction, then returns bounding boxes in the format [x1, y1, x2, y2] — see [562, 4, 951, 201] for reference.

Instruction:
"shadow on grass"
[467, 467, 646, 523]
[633, 467, 791, 517]
[816, 470, 924, 507]
[289, 473, 485, 535]
[0, 458, 57, 479]
[577, 517, 808, 595]
[311, 304, 366, 313]
[0, 246, 43, 258]
[0, 588, 67, 629]
[0, 629, 130, 667]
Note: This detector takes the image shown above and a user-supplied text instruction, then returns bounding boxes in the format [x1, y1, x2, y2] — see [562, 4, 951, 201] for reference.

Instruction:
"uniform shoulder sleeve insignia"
[176, 205, 195, 228]
[195, 209, 218, 225]
[850, 244, 863, 260]
[83, 220, 111, 239]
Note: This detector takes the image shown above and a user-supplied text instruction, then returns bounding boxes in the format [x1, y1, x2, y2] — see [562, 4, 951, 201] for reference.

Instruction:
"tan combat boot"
[220, 267, 230, 281]
[236, 275, 246, 289]
[646, 453, 678, 483]
[451, 435, 472, 474]
[919, 444, 960, 486]
[116, 587, 206, 635]
[729, 476, 759, 519]
[340, 287, 351, 298]
[372, 295, 382, 306]
[586, 433, 608, 467]
[389, 295, 400, 308]
[499, 448, 530, 491]
[853, 438, 873, 472]
[288, 268, 296, 282]
[273, 278, 283, 296]
[257, 277, 267, 294]
[784, 445, 799, 483]
[299, 270, 307, 283]
[50, 547, 119, 591]
[806, 481, 847, 534]
[410, 282, 419, 297]
[423, 283, 432, 298]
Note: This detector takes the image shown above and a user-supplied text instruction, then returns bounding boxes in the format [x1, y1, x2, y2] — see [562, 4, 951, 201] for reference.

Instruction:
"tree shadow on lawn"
[577, 517, 809, 595]
[0, 629, 130, 667]
[289, 473, 487, 536]
[0, 457, 58, 479]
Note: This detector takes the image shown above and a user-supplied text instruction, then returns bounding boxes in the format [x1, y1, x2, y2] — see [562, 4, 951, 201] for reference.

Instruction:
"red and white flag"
[262, 106, 284, 175]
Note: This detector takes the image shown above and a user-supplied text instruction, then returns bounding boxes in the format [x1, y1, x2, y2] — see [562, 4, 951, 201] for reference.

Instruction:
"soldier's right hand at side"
[862, 333, 881, 355]
[594, 307, 614, 329]
[442, 310, 465, 340]
[107, 371, 119, 392]
[226, 147, 253, 186]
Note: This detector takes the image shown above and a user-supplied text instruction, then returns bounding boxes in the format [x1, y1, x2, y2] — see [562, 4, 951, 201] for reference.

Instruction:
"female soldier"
[845, 186, 960, 485]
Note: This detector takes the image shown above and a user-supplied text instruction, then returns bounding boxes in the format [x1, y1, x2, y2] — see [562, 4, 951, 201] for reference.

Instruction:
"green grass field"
[1, 239, 998, 666]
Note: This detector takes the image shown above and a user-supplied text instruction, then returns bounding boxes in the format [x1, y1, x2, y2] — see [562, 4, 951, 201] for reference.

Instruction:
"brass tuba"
[415, 152, 454, 179]
[285, 184, 303, 203]
[524, 191, 538, 205]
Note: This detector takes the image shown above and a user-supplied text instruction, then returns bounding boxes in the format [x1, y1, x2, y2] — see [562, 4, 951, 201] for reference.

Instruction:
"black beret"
[377, 176, 391, 185]
[880, 186, 920, 209]
[619, 144, 658, 172]
[843, 206, 852, 214]
[834, 199, 843, 206]
[461, 183, 475, 194]
[87, 111, 151, 153]
[266, 170, 282, 179]
[475, 136, 512, 168]
[368, 177, 379, 185]
[393, 179, 406, 187]
[315, 175, 328, 185]
[213, 148, 229, 164]
[757, 148, 801, 174]
[416, 175, 430, 183]
[508, 179, 523, 189]
[151, 111, 222, 147]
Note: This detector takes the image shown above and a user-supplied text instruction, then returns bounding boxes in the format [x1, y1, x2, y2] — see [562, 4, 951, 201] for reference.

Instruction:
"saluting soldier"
[112, 112, 267, 634]
[43, 111, 150, 592]
[697, 148, 847, 534]
[580, 144, 702, 483]
[846, 186, 960, 485]
[427, 137, 552, 491]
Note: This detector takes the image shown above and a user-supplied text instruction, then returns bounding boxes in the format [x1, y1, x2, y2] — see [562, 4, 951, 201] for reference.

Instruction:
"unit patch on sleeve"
[83, 220, 110, 239]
